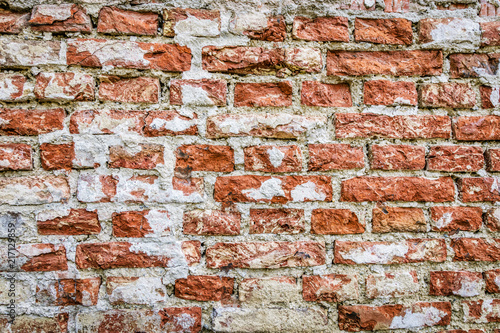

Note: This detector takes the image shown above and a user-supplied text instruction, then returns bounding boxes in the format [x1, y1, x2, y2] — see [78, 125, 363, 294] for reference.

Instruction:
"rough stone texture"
[301, 81, 352, 107]
[364, 80, 417, 106]
[372, 207, 426, 233]
[0, 39, 64, 67]
[366, 271, 419, 298]
[419, 18, 480, 47]
[36, 278, 101, 306]
[0, 176, 70, 205]
[293, 16, 349, 42]
[355, 18, 413, 45]
[164, 8, 220, 37]
[106, 276, 166, 304]
[97, 7, 159, 35]
[370, 145, 425, 170]
[239, 277, 300, 304]
[0, 74, 32, 102]
[0, 10, 29, 34]
[311, 209, 365, 234]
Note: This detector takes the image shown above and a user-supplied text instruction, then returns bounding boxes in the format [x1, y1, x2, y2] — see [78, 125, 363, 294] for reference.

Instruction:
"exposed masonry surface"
[0, 0, 500, 332]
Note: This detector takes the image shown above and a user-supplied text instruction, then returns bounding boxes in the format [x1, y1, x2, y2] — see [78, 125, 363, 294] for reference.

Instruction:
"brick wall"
[0, 0, 499, 332]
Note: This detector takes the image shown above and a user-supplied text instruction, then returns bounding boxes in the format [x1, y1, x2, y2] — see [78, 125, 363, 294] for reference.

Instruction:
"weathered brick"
[355, 18, 412, 45]
[372, 207, 426, 233]
[463, 299, 500, 323]
[480, 0, 500, 16]
[370, 144, 425, 170]
[419, 18, 480, 46]
[303, 274, 359, 302]
[37, 208, 100, 235]
[293, 16, 349, 42]
[308, 143, 364, 171]
[3, 243, 68, 272]
[428, 145, 484, 172]
[109, 144, 164, 169]
[183, 210, 240, 235]
[327, 50, 443, 76]
[0, 39, 64, 67]
[206, 241, 326, 268]
[112, 209, 172, 237]
[420, 83, 476, 108]
[35, 72, 94, 102]
[430, 206, 483, 232]
[335, 113, 451, 139]
[99, 76, 159, 103]
[77, 174, 118, 203]
[70, 110, 145, 135]
[144, 111, 198, 136]
[454, 116, 500, 141]
[29, 4, 91, 32]
[67, 39, 191, 72]
[481, 86, 500, 108]
[107, 277, 166, 304]
[239, 277, 300, 304]
[0, 108, 64, 135]
[334, 239, 447, 264]
[449, 53, 500, 78]
[0, 74, 32, 101]
[311, 209, 365, 234]
[339, 302, 451, 331]
[36, 278, 100, 306]
[366, 271, 419, 298]
[460, 177, 500, 202]
[0, 314, 68, 333]
[481, 21, 500, 46]
[76, 241, 200, 269]
[364, 80, 417, 106]
[235, 82, 292, 107]
[230, 14, 286, 42]
[0, 143, 32, 170]
[301, 81, 352, 107]
[487, 208, 500, 232]
[170, 79, 226, 106]
[0, 176, 70, 205]
[485, 269, 500, 293]
[384, 0, 410, 12]
[214, 175, 332, 203]
[430, 271, 484, 297]
[0, 10, 29, 34]
[249, 208, 305, 234]
[207, 113, 325, 139]
[486, 149, 500, 171]
[341, 176, 455, 202]
[452, 238, 500, 262]
[175, 144, 234, 173]
[244, 145, 302, 172]
[175, 276, 233, 301]
[164, 8, 220, 37]
[40, 143, 75, 170]
[97, 7, 159, 35]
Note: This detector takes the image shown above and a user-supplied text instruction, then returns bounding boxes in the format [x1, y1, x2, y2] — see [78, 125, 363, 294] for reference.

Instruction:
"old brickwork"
[0, 0, 499, 332]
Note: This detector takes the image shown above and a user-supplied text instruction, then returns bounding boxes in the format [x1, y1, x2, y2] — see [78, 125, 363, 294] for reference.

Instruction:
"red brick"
[341, 176, 455, 202]
[449, 53, 500, 78]
[428, 145, 484, 172]
[0, 314, 68, 333]
[109, 144, 164, 169]
[487, 208, 500, 232]
[355, 18, 412, 45]
[308, 144, 364, 171]
[37, 208, 100, 235]
[0, 143, 32, 170]
[303, 274, 359, 302]
[370, 144, 425, 170]
[99, 76, 159, 103]
[0, 40, 64, 67]
[463, 299, 500, 323]
[214, 175, 332, 203]
[202, 46, 322, 75]
[183, 210, 240, 235]
[112, 209, 172, 237]
[175, 276, 233, 301]
[67, 39, 191, 72]
[364, 80, 417, 106]
[29, 4, 91, 33]
[335, 113, 451, 139]
[40, 143, 75, 170]
[77, 174, 118, 203]
[16, 243, 67, 271]
[36, 278, 100, 306]
[419, 18, 478, 44]
[481, 0, 500, 16]
[481, 86, 500, 109]
[384, 0, 410, 12]
[430, 271, 484, 297]
[327, 50, 443, 76]
[170, 79, 226, 106]
[452, 238, 500, 262]
[339, 302, 451, 331]
[366, 271, 419, 298]
[35, 72, 94, 102]
[347, 0, 376, 10]
[0, 176, 70, 205]
[436, 3, 472, 10]
[144, 111, 198, 137]
[0, 74, 31, 101]
[244, 145, 302, 172]
[301, 81, 352, 107]
[106, 276, 166, 305]
[454, 116, 500, 141]
[311, 209, 364, 235]
[372, 207, 426, 233]
[164, 8, 220, 37]
[431, 206, 483, 232]
[420, 83, 476, 108]
[0, 108, 64, 135]
[292, 16, 349, 42]
[249, 208, 305, 234]
[234, 82, 292, 107]
[69, 110, 146, 135]
[75, 241, 199, 269]
[207, 113, 325, 139]
[485, 269, 500, 293]
[0, 10, 29, 33]
[97, 7, 158, 35]
[175, 144, 234, 174]
[487, 149, 500, 171]
[335, 239, 446, 265]
[460, 177, 500, 202]
[206, 241, 325, 268]
[231, 15, 286, 42]
[481, 21, 500, 46]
